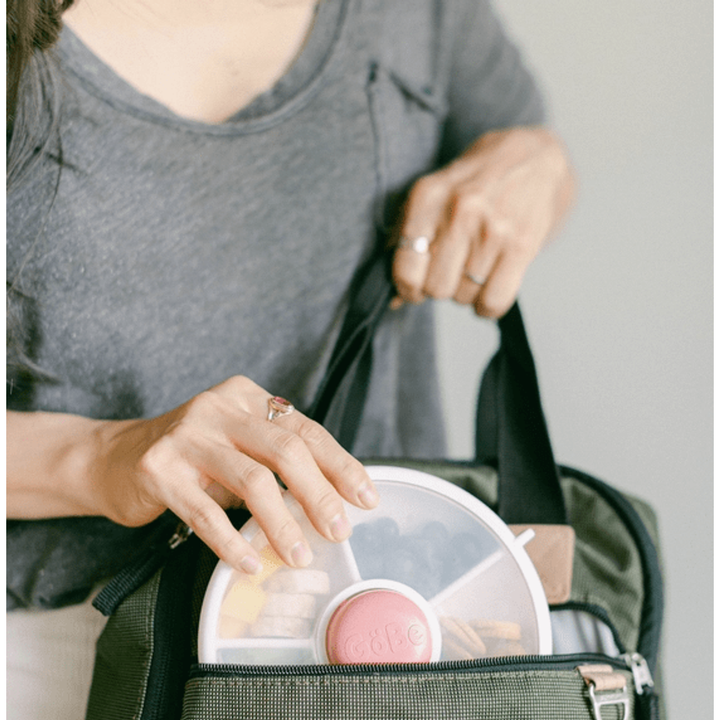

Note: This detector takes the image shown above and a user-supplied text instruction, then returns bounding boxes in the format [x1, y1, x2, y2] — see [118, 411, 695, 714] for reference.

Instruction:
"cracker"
[440, 616, 487, 656]
[470, 619, 522, 641]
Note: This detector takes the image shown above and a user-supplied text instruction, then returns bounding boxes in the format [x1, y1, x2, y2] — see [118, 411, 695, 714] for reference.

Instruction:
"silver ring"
[398, 235, 432, 254]
[464, 272, 487, 286]
[267, 396, 295, 421]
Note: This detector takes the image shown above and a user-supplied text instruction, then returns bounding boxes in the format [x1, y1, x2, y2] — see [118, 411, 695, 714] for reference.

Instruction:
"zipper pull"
[621, 652, 655, 695]
[93, 520, 194, 616]
[168, 521, 194, 549]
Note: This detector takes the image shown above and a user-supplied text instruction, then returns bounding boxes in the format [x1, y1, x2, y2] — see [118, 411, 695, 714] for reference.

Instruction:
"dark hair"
[7, 0, 74, 395]
[7, 0, 74, 185]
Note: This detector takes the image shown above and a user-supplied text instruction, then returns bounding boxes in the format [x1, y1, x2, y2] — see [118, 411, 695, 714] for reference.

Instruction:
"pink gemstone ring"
[267, 396, 295, 422]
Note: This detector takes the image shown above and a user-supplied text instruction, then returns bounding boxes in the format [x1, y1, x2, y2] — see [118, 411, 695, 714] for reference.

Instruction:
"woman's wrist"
[6, 410, 116, 519]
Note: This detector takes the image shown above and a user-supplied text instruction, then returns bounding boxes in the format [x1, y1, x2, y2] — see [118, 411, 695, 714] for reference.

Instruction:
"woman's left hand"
[392, 126, 575, 318]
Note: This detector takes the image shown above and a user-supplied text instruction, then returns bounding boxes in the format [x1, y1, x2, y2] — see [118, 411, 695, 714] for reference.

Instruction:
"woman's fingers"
[391, 176, 449, 304]
[223, 413, 354, 545]
[391, 126, 574, 317]
[213, 377, 378, 512]
[281, 413, 379, 510]
[181, 438, 311, 569]
[138, 434, 266, 573]
[147, 377, 380, 572]
[475, 244, 533, 318]
[104, 375, 381, 576]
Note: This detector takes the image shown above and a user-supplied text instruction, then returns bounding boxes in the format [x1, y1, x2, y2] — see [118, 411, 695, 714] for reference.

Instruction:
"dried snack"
[441, 636, 474, 661]
[439, 616, 487, 656]
[220, 582, 266, 625]
[470, 619, 522, 641]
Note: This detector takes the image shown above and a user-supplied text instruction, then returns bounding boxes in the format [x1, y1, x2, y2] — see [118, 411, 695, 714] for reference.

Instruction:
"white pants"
[6, 598, 106, 720]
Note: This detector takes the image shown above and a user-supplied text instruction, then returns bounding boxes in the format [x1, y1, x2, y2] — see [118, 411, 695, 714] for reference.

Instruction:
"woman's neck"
[62, 0, 319, 123]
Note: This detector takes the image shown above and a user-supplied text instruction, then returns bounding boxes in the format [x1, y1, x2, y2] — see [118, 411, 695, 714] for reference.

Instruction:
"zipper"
[558, 465, 664, 673]
[167, 521, 194, 549]
[191, 651, 630, 680]
[139, 523, 200, 720]
[93, 519, 193, 617]
[621, 652, 655, 695]
[622, 652, 659, 720]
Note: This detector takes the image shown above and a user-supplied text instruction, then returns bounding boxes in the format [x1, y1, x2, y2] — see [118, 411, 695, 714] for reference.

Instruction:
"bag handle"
[307, 244, 394, 451]
[475, 304, 566, 524]
[307, 250, 568, 525]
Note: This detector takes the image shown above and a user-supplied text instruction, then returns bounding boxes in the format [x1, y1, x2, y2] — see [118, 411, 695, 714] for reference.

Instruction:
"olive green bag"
[86, 255, 664, 719]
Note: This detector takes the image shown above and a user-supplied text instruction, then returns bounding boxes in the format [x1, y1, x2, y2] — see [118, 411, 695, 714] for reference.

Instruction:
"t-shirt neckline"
[57, 0, 349, 135]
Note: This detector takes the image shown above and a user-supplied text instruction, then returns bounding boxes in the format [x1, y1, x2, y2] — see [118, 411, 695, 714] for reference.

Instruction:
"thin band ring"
[464, 272, 487, 286]
[398, 235, 432, 254]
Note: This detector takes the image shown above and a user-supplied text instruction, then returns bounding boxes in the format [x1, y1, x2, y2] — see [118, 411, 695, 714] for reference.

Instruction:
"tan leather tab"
[510, 524, 575, 604]
[577, 664, 628, 692]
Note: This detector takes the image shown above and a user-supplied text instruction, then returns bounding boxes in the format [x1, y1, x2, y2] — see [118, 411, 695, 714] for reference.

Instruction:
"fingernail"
[291, 541, 313, 567]
[330, 513, 352, 541]
[358, 483, 380, 509]
[240, 554, 263, 575]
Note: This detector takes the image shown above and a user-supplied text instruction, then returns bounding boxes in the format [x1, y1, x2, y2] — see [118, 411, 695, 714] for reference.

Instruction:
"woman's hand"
[93, 376, 379, 573]
[392, 126, 575, 317]
[8, 377, 378, 575]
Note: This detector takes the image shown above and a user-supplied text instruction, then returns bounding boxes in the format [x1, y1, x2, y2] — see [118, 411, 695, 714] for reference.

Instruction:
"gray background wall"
[434, 2, 713, 718]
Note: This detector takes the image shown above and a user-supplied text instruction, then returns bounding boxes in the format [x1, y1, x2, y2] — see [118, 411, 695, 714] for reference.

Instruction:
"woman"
[7, 0, 574, 716]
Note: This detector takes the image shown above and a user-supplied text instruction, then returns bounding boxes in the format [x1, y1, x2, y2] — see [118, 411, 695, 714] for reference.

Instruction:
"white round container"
[198, 465, 552, 665]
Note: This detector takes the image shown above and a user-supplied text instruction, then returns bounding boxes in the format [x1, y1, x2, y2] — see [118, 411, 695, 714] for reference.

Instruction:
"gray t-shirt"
[7, 0, 544, 608]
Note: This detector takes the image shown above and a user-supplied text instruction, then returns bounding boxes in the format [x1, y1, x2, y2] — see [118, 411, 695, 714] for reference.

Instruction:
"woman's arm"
[7, 375, 378, 574]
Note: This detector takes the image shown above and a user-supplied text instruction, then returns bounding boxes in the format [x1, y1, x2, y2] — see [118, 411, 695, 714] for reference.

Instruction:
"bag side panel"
[85, 571, 162, 720]
[559, 477, 645, 653]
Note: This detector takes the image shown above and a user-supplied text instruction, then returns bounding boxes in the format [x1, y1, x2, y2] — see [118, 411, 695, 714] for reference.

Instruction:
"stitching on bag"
[188, 670, 581, 690]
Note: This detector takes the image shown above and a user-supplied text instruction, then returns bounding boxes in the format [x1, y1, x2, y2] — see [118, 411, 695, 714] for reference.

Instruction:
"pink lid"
[325, 590, 433, 664]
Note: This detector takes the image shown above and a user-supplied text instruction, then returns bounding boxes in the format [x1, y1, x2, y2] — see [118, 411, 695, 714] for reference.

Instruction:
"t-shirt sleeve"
[440, 0, 546, 161]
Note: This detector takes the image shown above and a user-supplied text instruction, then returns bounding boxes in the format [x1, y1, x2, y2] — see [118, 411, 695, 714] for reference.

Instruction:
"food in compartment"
[440, 616, 525, 660]
[439, 616, 487, 658]
[217, 545, 285, 639]
[218, 583, 266, 638]
[249, 616, 313, 639]
[350, 518, 491, 599]
[217, 554, 332, 641]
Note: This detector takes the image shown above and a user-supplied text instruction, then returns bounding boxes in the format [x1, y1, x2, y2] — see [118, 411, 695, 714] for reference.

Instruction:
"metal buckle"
[587, 682, 630, 720]
[577, 664, 630, 720]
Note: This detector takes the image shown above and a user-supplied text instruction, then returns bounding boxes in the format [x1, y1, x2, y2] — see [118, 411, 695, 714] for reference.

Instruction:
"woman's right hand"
[65, 376, 378, 574]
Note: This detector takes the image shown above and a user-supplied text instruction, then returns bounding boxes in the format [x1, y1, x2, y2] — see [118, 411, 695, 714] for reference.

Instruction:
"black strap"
[306, 247, 394, 450]
[475, 304, 567, 524]
[307, 251, 567, 525]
